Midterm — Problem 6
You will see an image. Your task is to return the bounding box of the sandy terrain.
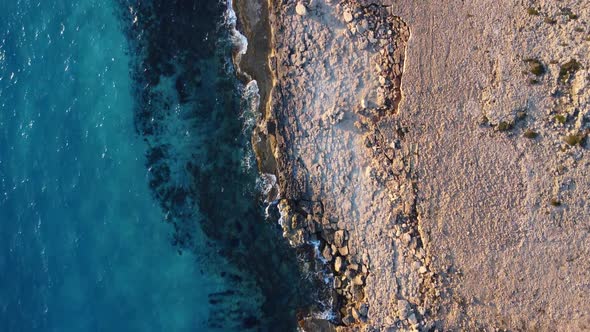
[237,0,589,330]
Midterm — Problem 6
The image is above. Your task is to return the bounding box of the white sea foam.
[257,173,277,198]
[223,0,337,323]
[240,80,260,133]
[224,0,248,56]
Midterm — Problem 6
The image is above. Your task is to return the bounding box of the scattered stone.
[418,266,428,274]
[334,230,346,247]
[397,299,410,320]
[359,303,369,317]
[344,10,354,23]
[401,233,412,245]
[335,256,343,272]
[295,2,307,16]
[342,315,354,326]
[338,246,349,256]
[334,277,342,289]
[353,274,364,285]
[300,318,338,332]
[352,285,365,302]
[408,313,418,325]
[322,245,333,261]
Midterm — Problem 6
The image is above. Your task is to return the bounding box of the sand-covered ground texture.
[235,0,589,330]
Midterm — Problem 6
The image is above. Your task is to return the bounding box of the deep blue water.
[0,0,314,331]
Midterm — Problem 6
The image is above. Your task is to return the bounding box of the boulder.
[359,303,369,317]
[296,3,307,16]
[344,10,354,23]
[334,230,345,247]
[342,315,354,326]
[335,256,343,272]
[338,246,349,256]
[397,299,410,320]
[322,245,333,261]
[353,274,364,285]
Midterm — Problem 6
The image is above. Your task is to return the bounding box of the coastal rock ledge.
[238,0,590,330]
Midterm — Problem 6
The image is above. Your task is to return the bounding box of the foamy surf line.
[224,0,338,326]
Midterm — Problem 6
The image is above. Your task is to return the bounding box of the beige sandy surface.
[238,0,589,330]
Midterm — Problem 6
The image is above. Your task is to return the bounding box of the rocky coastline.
[234,0,590,331]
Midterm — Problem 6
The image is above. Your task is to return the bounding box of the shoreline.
[233,0,279,189]
[231,0,338,327]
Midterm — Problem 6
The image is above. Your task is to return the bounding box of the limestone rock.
[334,230,345,247]
[295,2,307,16]
[338,246,349,256]
[343,10,353,23]
[359,303,369,317]
[322,244,333,261]
[353,274,364,285]
[397,299,410,320]
[342,314,354,326]
[335,256,343,272]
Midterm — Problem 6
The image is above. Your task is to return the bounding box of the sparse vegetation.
[479,115,489,126]
[544,17,557,24]
[559,59,581,82]
[527,7,540,16]
[497,121,513,132]
[554,114,567,124]
[523,129,538,139]
[525,59,545,76]
[561,7,579,20]
[563,133,583,146]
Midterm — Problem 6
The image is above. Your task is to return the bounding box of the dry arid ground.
[237,0,589,330]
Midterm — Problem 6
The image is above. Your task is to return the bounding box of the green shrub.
[563,133,583,146]
[525,59,546,76]
[523,129,539,139]
[554,114,567,124]
[559,59,581,82]
[527,7,540,16]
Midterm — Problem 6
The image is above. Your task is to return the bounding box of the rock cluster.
[295,2,307,16]
[362,126,441,330]
[277,199,371,327]
[265,0,440,329]
[344,2,442,329]
[340,2,410,123]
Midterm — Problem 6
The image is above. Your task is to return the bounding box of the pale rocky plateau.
[234,0,589,330]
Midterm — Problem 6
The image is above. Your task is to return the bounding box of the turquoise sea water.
[0,0,314,331]
[0,1,224,330]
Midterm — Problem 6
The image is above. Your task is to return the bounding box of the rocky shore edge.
[232,0,338,327]
[231,0,442,330]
